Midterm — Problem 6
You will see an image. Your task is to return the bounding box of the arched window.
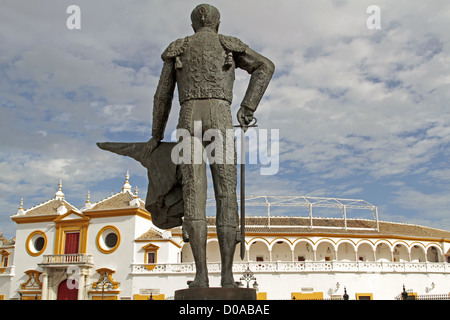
[293,240,314,262]
[181,243,194,263]
[337,241,356,261]
[271,240,292,261]
[0,250,10,268]
[393,243,409,262]
[356,242,375,261]
[426,246,441,262]
[316,241,336,261]
[206,240,220,262]
[410,244,426,262]
[248,240,270,262]
[375,242,392,262]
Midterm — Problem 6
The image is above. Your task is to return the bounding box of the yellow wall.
[356,293,373,300]
[291,292,323,300]
[92,296,118,300]
[257,292,267,300]
[133,294,165,300]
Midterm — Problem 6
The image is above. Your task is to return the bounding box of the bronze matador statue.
[144,4,274,288]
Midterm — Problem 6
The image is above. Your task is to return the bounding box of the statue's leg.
[211,163,239,288]
[179,101,209,288]
[208,100,240,288]
[183,220,208,288]
[181,159,209,287]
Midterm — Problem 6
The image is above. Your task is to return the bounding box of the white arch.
[356,239,375,251]
[392,242,410,262]
[269,238,294,251]
[180,243,194,263]
[293,239,315,261]
[410,243,427,262]
[271,239,293,262]
[375,240,393,262]
[206,239,220,262]
[336,240,357,261]
[293,238,315,248]
[314,238,337,252]
[248,238,271,262]
[374,240,393,251]
[356,241,375,261]
[315,239,336,261]
[248,237,270,247]
[425,243,443,255]
[426,244,442,262]
[336,239,357,248]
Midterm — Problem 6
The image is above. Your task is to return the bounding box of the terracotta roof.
[170,216,450,240]
[136,229,164,240]
[16,198,79,217]
[88,191,146,211]
[0,233,15,246]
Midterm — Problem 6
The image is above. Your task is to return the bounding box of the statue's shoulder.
[161,37,188,61]
[219,34,248,53]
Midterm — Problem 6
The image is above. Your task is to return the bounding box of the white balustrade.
[41,254,93,265]
[131,261,449,274]
[0,266,15,276]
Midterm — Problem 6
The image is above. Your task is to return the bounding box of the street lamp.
[343,287,349,300]
[400,284,416,300]
[240,266,258,289]
[95,272,114,300]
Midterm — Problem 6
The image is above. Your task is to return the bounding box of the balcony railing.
[40,254,93,266]
[0,266,15,276]
[131,261,450,275]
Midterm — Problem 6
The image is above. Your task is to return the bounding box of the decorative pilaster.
[41,272,48,300]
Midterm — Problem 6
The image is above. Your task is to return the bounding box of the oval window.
[26,231,47,256]
[34,237,45,251]
[96,226,120,254]
[105,232,118,248]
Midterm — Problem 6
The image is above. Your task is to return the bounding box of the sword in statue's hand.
[234,116,258,260]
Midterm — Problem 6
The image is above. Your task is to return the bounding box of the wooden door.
[57,280,78,300]
[64,232,80,254]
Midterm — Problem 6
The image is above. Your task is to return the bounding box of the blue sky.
[1,0,450,238]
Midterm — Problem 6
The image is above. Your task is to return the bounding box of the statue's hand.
[237,106,254,131]
[143,137,160,158]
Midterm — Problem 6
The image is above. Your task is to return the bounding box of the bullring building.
[1,173,449,300]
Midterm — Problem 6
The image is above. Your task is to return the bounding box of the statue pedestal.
[175,287,257,300]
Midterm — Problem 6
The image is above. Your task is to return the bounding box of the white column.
[41,272,48,300]
[77,271,85,300]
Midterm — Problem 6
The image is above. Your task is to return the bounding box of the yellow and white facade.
[1,173,449,300]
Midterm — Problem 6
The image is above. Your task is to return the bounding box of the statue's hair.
[191,4,220,31]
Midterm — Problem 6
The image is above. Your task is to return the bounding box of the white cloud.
[390,186,450,231]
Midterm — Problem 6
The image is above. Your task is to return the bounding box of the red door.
[57,280,78,300]
[64,232,80,254]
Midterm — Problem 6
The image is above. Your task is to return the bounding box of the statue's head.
[191,4,220,33]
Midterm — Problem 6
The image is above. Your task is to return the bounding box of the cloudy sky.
[1,0,449,238]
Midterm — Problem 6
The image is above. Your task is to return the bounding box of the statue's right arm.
[151,60,176,142]
[144,60,176,158]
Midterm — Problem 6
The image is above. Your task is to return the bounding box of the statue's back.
[175,31,236,105]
